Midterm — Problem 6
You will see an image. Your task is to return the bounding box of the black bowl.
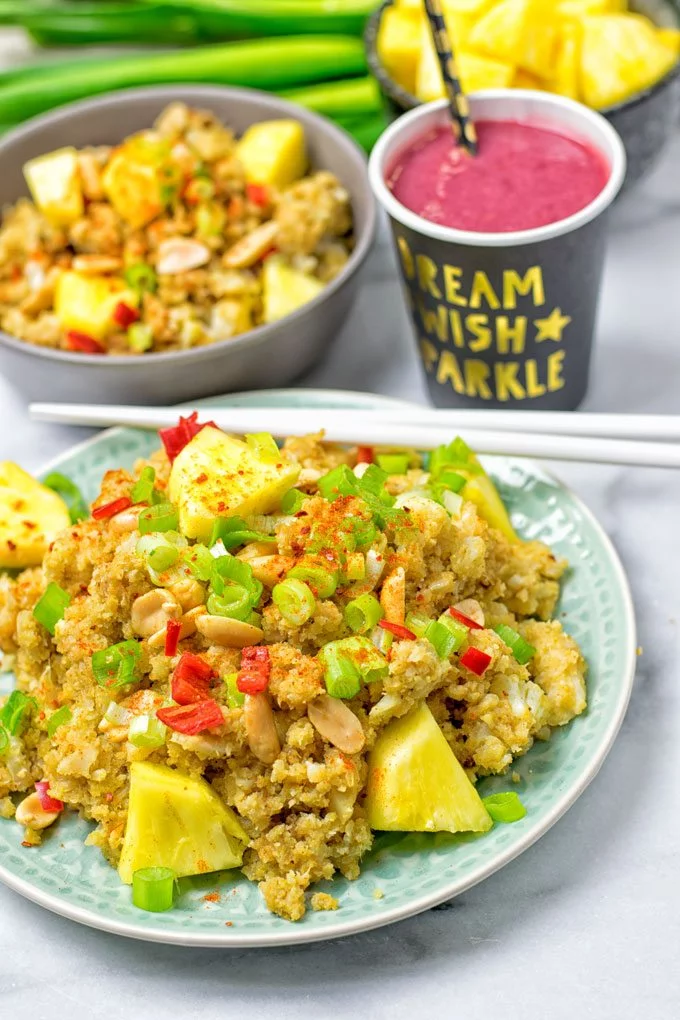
[365,0,680,190]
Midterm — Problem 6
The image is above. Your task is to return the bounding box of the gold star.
[534,307,571,343]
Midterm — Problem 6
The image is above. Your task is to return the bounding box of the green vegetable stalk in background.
[0,0,379,46]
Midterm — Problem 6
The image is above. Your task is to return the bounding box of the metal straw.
[423,0,478,156]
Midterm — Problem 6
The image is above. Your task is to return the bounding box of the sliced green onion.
[376,454,409,474]
[0,690,37,736]
[429,437,479,477]
[224,673,245,709]
[209,516,276,551]
[91,640,141,689]
[437,612,468,653]
[405,612,430,639]
[131,466,156,505]
[494,624,537,665]
[442,490,463,517]
[317,465,358,502]
[125,262,157,295]
[212,556,262,602]
[103,701,131,726]
[424,619,458,660]
[33,582,71,635]
[344,593,383,635]
[371,623,393,655]
[320,636,388,688]
[343,552,366,582]
[280,488,306,515]
[183,543,215,581]
[438,470,467,493]
[132,867,175,912]
[47,706,72,738]
[42,471,87,523]
[128,322,154,353]
[137,533,185,574]
[482,791,527,823]
[272,578,316,627]
[128,713,166,749]
[0,726,8,757]
[321,643,362,699]
[138,502,178,535]
[245,432,280,463]
[207,586,252,622]
[288,562,338,598]
[349,518,376,549]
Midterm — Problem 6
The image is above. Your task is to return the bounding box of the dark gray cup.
[369,92,626,411]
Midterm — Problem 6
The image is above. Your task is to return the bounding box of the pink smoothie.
[386,119,610,234]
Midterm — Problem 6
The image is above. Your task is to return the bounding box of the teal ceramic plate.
[0,389,636,947]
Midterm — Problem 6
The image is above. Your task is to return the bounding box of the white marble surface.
[1,85,680,1018]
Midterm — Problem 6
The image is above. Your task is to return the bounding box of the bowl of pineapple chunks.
[0,86,376,404]
[367,0,680,188]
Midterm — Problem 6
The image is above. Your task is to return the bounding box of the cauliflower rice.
[0,432,586,921]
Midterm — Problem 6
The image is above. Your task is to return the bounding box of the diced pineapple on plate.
[262,254,325,325]
[168,425,300,542]
[658,27,680,55]
[23,147,84,228]
[579,12,678,108]
[54,271,139,340]
[365,703,492,833]
[550,19,582,99]
[118,763,248,884]
[0,462,71,568]
[236,119,307,190]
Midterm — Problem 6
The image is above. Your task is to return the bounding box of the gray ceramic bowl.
[365,0,680,191]
[0,85,377,404]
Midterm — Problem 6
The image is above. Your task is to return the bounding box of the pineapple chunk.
[0,463,70,568]
[377,5,423,94]
[580,13,678,108]
[513,69,546,89]
[168,426,300,542]
[236,120,307,190]
[23,147,84,227]
[118,762,248,884]
[520,19,560,77]
[468,0,534,64]
[551,19,582,99]
[658,27,680,55]
[102,137,169,229]
[365,703,492,833]
[558,0,625,13]
[262,255,325,324]
[54,271,139,340]
[416,22,515,102]
[462,474,518,542]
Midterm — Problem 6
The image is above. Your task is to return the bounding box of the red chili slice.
[172,675,211,706]
[246,183,269,206]
[164,619,182,658]
[156,699,224,734]
[378,620,416,641]
[237,645,270,693]
[448,607,484,630]
[459,646,492,676]
[158,411,219,462]
[92,496,133,520]
[65,330,105,354]
[356,446,374,464]
[174,651,214,684]
[112,301,140,329]
[35,781,64,813]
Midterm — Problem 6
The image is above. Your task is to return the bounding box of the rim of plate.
[0,388,637,948]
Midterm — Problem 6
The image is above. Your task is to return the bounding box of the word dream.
[398,237,571,403]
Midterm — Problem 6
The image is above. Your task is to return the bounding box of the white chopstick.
[29,402,680,468]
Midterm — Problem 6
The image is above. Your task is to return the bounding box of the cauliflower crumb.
[311,892,339,912]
